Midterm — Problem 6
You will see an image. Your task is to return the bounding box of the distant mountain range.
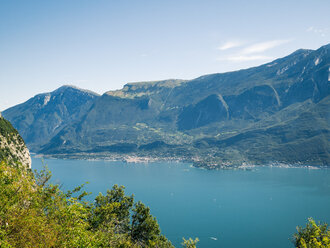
[3,44,330,168]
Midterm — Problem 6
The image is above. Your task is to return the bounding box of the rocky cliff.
[0,115,31,168]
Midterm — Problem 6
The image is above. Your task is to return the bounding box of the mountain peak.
[54,85,100,96]
[319,43,330,49]
[3,84,100,151]
[290,48,313,56]
[316,43,330,53]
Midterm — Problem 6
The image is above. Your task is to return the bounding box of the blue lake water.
[32,157,330,248]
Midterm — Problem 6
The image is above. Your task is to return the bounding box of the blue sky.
[1,0,329,110]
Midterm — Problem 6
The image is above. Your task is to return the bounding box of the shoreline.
[31,153,328,170]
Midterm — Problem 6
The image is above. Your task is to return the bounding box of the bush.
[294,218,330,248]
[0,161,175,247]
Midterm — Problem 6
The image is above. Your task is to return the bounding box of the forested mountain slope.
[4,44,330,168]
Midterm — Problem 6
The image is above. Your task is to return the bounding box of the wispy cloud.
[306,26,328,37]
[217,41,243,50]
[217,55,272,62]
[216,39,291,63]
[242,40,291,54]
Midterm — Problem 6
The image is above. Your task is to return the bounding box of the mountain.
[0,114,31,168]
[4,44,330,168]
[3,85,100,151]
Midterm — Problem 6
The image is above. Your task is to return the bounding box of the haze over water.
[32,158,330,248]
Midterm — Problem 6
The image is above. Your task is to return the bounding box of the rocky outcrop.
[0,116,31,168]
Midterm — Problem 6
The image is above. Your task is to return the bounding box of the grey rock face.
[0,117,31,168]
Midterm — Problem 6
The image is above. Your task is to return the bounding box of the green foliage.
[91,185,134,233]
[0,161,175,247]
[294,218,330,248]
[182,237,199,248]
[131,202,161,245]
[0,117,19,138]
[0,117,26,166]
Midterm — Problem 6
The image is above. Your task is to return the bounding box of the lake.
[32,157,330,248]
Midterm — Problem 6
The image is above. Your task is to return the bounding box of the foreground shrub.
[0,161,174,247]
[294,218,330,248]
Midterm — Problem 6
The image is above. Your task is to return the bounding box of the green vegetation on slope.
[0,161,175,247]
[0,117,19,137]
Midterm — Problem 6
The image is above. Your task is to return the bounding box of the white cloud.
[307,26,328,37]
[217,41,243,50]
[242,40,291,54]
[216,38,291,63]
[217,55,272,62]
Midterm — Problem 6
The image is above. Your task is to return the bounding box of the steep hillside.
[3,85,100,151]
[0,114,31,168]
[5,44,330,168]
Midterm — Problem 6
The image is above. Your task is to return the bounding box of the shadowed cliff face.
[178,94,229,130]
[4,44,330,167]
[0,116,31,168]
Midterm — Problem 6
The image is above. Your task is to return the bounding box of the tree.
[131,201,161,243]
[0,160,178,247]
[131,201,173,247]
[294,218,330,248]
[182,237,199,248]
[91,185,134,233]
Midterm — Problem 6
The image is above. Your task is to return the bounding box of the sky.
[0,0,329,110]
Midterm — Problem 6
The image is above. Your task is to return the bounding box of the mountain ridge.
[3,86,100,151]
[3,44,330,168]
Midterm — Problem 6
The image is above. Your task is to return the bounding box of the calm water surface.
[32,157,330,248]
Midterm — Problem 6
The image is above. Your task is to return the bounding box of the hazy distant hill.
[4,44,330,168]
[3,86,99,151]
